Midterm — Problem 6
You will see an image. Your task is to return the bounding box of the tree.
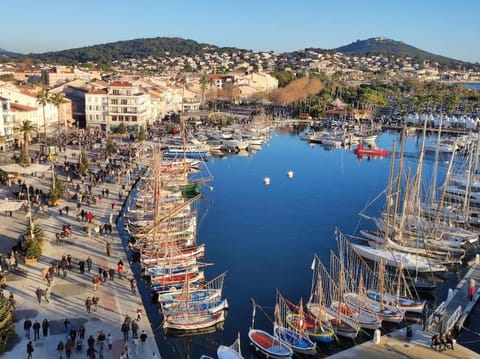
[48,175,65,206]
[116,122,127,135]
[50,92,67,136]
[105,136,115,156]
[37,89,51,142]
[24,220,45,259]
[79,150,89,176]
[14,121,38,166]
[0,295,15,353]
[137,127,147,142]
[199,76,209,108]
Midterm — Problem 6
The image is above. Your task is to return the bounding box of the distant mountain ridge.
[0,36,470,66]
[333,37,464,64]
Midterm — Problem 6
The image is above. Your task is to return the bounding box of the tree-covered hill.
[333,37,465,66]
[24,37,243,65]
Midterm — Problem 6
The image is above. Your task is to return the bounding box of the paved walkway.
[0,143,161,358]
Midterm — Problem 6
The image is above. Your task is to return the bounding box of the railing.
[447,305,462,332]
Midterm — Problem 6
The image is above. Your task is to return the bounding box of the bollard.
[373,329,381,344]
[476,254,480,265]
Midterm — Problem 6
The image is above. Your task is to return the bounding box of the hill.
[333,37,464,66]
[0,48,21,58]
[24,37,242,65]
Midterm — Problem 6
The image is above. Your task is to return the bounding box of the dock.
[329,260,480,358]
[426,261,480,334]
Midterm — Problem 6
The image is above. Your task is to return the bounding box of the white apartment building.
[85,81,150,132]
[0,96,14,150]
[0,83,58,137]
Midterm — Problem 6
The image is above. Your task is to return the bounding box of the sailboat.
[273,292,317,355]
[248,299,293,359]
[217,332,244,359]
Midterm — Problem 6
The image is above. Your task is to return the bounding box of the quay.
[382,124,476,135]
[0,142,161,358]
[329,260,480,358]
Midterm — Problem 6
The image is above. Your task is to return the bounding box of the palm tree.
[14,120,38,166]
[199,76,208,109]
[50,92,67,135]
[37,89,50,142]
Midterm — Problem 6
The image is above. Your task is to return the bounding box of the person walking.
[42,318,49,337]
[107,333,113,351]
[85,296,92,313]
[26,341,34,359]
[44,288,50,303]
[117,259,124,279]
[106,241,111,257]
[139,330,147,351]
[130,278,137,295]
[131,320,139,338]
[24,318,32,339]
[33,320,40,341]
[57,340,64,359]
[35,287,44,304]
[79,260,85,274]
[79,325,86,340]
[92,294,100,312]
[121,321,129,341]
[136,305,143,321]
[109,267,115,281]
[65,337,73,359]
[86,256,92,272]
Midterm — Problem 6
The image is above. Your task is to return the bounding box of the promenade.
[0,141,161,359]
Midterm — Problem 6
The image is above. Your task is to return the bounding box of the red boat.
[353,142,389,157]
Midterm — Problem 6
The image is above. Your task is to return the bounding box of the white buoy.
[287,170,294,178]
[263,177,270,185]
[373,329,381,344]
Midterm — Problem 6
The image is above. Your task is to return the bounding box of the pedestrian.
[44,271,51,287]
[109,267,115,281]
[111,201,116,210]
[57,340,64,359]
[84,297,93,315]
[121,321,129,341]
[92,275,98,291]
[44,288,50,303]
[470,282,476,301]
[86,346,97,359]
[24,318,32,339]
[102,268,108,283]
[65,338,73,359]
[35,287,44,304]
[79,325,86,340]
[86,256,92,272]
[79,260,85,274]
[42,318,49,337]
[136,305,143,321]
[107,333,113,351]
[106,188,109,198]
[131,320,139,338]
[130,277,137,295]
[65,206,70,216]
[106,241,111,256]
[87,335,95,349]
[92,294,99,311]
[66,254,72,269]
[8,291,15,309]
[64,319,72,337]
[70,327,77,343]
[27,341,34,359]
[117,260,124,279]
[140,330,147,351]
[33,320,40,340]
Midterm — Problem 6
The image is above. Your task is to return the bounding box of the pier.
[329,260,480,358]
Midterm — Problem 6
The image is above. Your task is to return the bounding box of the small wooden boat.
[353,142,389,157]
[249,300,292,359]
[217,332,244,359]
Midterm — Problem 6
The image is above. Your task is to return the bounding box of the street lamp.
[48,152,55,190]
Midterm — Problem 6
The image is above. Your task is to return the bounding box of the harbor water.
[128,128,480,358]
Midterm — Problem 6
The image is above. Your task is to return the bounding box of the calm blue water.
[130,129,480,358]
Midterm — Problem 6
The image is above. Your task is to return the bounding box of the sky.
[1,0,479,63]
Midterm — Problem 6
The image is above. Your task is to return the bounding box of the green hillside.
[334,37,465,66]
[26,37,242,65]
